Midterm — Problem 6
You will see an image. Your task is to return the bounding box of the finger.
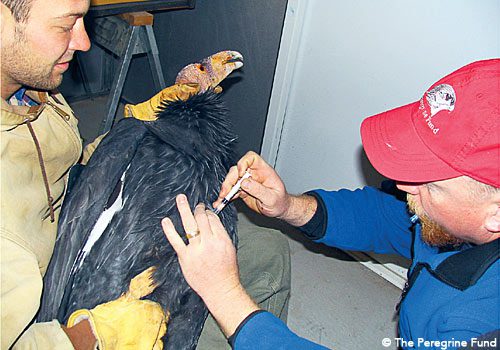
[162,218,187,255]
[236,151,260,177]
[206,210,228,238]
[213,166,240,207]
[238,191,249,200]
[176,194,199,237]
[194,203,212,237]
[240,178,271,204]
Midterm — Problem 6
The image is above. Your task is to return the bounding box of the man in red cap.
[161,59,499,349]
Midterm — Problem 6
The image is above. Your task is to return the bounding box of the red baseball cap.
[361,59,500,188]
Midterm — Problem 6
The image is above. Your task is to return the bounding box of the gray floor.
[71,96,402,349]
[238,206,401,350]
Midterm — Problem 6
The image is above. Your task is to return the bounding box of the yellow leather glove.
[124,83,201,121]
[67,267,168,350]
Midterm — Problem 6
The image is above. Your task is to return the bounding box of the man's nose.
[70,17,91,52]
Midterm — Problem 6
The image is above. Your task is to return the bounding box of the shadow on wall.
[357,145,388,187]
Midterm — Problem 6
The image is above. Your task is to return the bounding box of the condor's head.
[175,50,243,93]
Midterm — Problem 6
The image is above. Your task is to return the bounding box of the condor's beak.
[224,51,244,69]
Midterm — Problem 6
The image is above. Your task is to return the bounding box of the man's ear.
[395,182,422,195]
[1,3,7,33]
[484,198,500,233]
[1,3,14,35]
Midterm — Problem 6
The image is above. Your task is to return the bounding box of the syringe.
[213,170,252,215]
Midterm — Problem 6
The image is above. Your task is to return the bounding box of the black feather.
[38,91,238,350]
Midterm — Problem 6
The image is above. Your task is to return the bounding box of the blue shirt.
[9,88,38,106]
[231,185,499,349]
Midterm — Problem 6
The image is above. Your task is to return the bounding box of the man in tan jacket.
[0,0,290,349]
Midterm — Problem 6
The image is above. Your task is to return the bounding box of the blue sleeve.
[312,185,413,259]
[231,311,331,350]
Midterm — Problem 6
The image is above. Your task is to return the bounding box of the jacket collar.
[431,238,499,290]
[1,89,64,129]
[397,236,498,312]
[411,223,499,291]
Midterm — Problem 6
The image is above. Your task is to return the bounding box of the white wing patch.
[77,167,128,268]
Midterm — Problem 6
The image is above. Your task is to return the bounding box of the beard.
[2,25,64,92]
[407,194,463,247]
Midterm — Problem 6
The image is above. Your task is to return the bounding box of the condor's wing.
[37,119,147,322]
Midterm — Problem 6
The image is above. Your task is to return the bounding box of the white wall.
[266,0,499,193]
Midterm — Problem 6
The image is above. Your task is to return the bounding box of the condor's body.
[38,91,238,349]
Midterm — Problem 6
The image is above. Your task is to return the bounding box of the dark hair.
[2,0,33,22]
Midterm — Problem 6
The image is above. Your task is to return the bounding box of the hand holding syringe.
[212,151,295,221]
[213,170,251,215]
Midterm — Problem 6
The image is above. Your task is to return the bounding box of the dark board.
[123,0,288,157]
[88,0,195,17]
[61,0,288,157]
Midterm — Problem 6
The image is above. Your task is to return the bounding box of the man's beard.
[407,194,463,247]
[2,25,63,92]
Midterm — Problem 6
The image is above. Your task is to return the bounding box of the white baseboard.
[346,251,409,290]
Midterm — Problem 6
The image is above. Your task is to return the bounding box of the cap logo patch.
[426,84,456,117]
[417,84,456,135]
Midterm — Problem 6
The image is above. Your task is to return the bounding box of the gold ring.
[186,230,200,240]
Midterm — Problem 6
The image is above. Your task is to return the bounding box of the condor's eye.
[198,65,205,72]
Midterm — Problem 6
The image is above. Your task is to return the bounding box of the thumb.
[162,218,187,256]
[241,178,273,205]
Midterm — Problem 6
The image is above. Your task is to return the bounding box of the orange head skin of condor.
[175,50,244,93]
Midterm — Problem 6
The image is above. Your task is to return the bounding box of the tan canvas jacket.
[1,90,83,349]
